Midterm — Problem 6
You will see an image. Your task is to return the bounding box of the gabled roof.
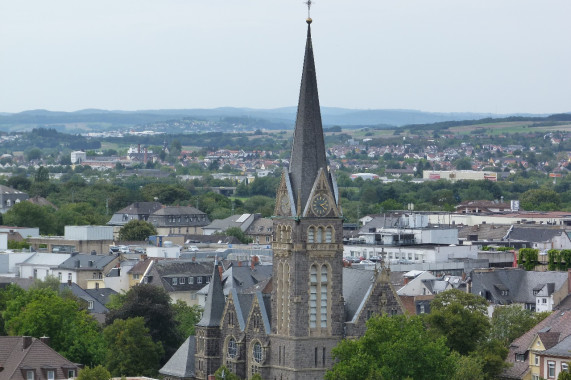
[116,201,163,215]
[159,335,196,378]
[197,263,225,327]
[18,252,71,267]
[149,260,213,292]
[342,268,375,322]
[457,224,511,241]
[0,185,27,195]
[542,333,571,357]
[508,226,567,243]
[58,253,118,271]
[59,283,115,314]
[0,336,81,379]
[471,269,568,305]
[203,213,256,232]
[221,265,273,295]
[504,309,571,378]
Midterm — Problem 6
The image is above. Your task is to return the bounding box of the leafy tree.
[35,166,50,182]
[520,188,560,211]
[471,338,509,380]
[427,289,490,355]
[6,175,32,191]
[213,366,242,380]
[325,314,458,380]
[77,365,112,380]
[26,148,42,161]
[172,300,203,337]
[490,305,550,346]
[118,219,157,241]
[3,287,105,365]
[2,201,57,235]
[103,317,163,377]
[243,195,275,217]
[222,227,253,244]
[559,368,571,380]
[451,355,484,380]
[454,157,473,170]
[518,248,539,271]
[105,284,181,365]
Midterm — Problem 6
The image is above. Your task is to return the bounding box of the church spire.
[197,262,225,327]
[288,18,330,212]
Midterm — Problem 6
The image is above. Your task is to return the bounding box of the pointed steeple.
[197,262,225,327]
[288,19,331,211]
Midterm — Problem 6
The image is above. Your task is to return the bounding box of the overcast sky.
[1,0,570,114]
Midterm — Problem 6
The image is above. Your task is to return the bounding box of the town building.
[149,206,210,236]
[0,185,29,213]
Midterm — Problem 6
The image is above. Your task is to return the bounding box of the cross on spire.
[305,0,313,19]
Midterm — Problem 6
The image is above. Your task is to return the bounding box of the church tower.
[270,16,344,380]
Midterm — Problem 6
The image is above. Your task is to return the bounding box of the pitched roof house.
[0,336,82,379]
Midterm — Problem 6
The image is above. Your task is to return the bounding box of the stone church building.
[160,17,403,380]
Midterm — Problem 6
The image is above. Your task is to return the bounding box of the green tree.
[222,227,253,244]
[213,366,242,380]
[3,287,105,365]
[118,219,157,241]
[520,188,561,211]
[26,148,42,161]
[77,365,111,380]
[2,201,57,235]
[559,367,571,380]
[427,289,490,355]
[518,248,539,271]
[6,175,32,191]
[105,284,182,365]
[451,355,484,380]
[454,157,473,170]
[172,300,203,337]
[103,317,163,377]
[35,166,50,182]
[325,314,458,380]
[490,305,550,346]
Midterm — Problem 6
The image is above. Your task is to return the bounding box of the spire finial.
[305,0,313,23]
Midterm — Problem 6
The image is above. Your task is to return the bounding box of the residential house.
[0,185,29,213]
[455,200,511,214]
[534,334,571,379]
[503,308,571,379]
[144,259,213,305]
[149,206,210,236]
[17,253,71,281]
[507,227,571,251]
[0,336,82,379]
[244,218,273,245]
[107,201,163,238]
[59,282,117,323]
[471,268,570,314]
[57,252,120,289]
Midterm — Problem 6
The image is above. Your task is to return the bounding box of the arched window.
[308,227,315,243]
[316,227,323,243]
[253,342,263,363]
[228,337,237,358]
[309,265,318,328]
[320,265,329,328]
[325,227,333,243]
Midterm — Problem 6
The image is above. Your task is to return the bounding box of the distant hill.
[0,107,555,133]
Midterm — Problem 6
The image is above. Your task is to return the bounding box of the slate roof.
[542,333,571,357]
[146,260,213,293]
[471,269,568,305]
[245,218,273,235]
[508,226,567,243]
[0,336,81,379]
[457,224,511,241]
[107,201,163,225]
[197,263,225,327]
[0,185,27,195]
[342,268,375,322]
[203,214,255,232]
[59,283,115,314]
[19,252,71,267]
[504,309,571,379]
[152,206,205,217]
[159,335,196,378]
[221,265,273,295]
[58,253,118,271]
[288,21,332,210]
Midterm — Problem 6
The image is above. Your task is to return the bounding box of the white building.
[70,151,87,164]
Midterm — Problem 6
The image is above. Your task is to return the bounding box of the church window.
[316,227,323,243]
[253,342,263,363]
[310,265,318,328]
[325,227,333,243]
[320,265,329,328]
[323,347,326,367]
[308,227,315,243]
[228,337,237,358]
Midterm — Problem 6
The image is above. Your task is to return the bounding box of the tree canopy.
[118,219,157,241]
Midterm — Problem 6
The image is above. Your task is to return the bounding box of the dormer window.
[516,353,525,362]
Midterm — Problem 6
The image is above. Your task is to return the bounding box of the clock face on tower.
[311,194,330,217]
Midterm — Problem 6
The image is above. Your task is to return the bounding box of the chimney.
[138,144,141,154]
[22,336,32,350]
[91,250,97,255]
[144,147,148,163]
[40,336,50,347]
[568,269,571,294]
[218,264,223,280]
[67,279,72,286]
